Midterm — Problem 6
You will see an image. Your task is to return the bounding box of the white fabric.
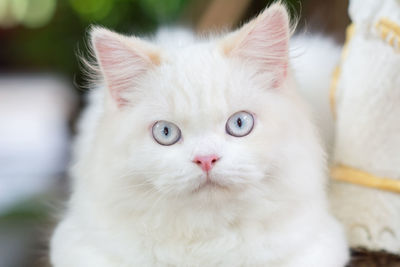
[330,0,400,254]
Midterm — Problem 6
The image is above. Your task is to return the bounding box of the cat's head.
[78,4,323,210]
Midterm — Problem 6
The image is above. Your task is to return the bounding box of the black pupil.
[237,117,242,128]
[163,126,169,136]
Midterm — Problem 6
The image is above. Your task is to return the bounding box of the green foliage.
[0,198,49,224]
[139,0,188,22]
[69,0,114,21]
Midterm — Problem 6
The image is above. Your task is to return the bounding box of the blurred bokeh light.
[0,0,57,28]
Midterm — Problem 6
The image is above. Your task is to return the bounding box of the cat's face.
[109,51,294,197]
[85,5,320,206]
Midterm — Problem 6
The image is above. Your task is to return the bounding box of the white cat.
[50,4,348,267]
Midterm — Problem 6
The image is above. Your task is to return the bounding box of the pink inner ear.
[233,6,289,88]
[93,32,151,107]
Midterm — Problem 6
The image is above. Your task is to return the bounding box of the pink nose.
[193,154,220,172]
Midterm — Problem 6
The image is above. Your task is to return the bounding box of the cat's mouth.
[193,174,229,193]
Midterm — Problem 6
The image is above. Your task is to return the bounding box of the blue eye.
[226,111,254,137]
[152,121,181,146]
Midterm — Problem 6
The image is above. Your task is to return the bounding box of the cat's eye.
[226,111,254,137]
[152,121,181,146]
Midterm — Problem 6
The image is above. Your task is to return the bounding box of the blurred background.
[0,0,349,266]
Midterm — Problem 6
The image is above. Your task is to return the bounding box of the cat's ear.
[90,27,161,107]
[220,4,290,88]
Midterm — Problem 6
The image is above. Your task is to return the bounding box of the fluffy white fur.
[51,4,348,267]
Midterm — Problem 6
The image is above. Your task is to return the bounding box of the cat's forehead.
[166,43,226,81]
[142,45,256,123]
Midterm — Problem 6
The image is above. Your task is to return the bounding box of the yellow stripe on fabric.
[376,18,400,52]
[331,164,400,194]
[329,24,356,118]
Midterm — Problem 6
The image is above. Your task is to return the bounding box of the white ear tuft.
[91,27,160,107]
[221,4,291,88]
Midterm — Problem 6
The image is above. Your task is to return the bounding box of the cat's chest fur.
[57,203,320,267]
